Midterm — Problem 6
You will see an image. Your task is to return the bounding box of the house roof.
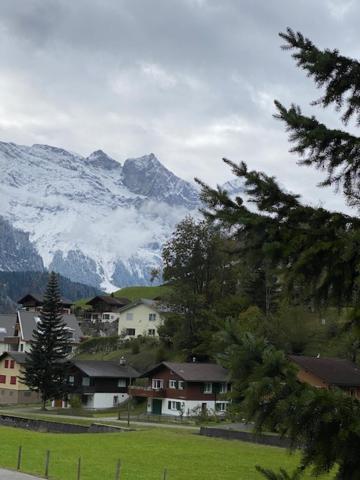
[0,314,17,341]
[71,360,139,378]
[142,361,229,382]
[17,293,73,307]
[289,355,360,387]
[0,352,27,365]
[17,311,83,343]
[118,298,168,314]
[86,295,130,307]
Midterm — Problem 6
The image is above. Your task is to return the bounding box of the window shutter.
[168,401,171,410]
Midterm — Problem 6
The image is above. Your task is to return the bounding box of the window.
[219,383,227,393]
[0,375,5,384]
[103,313,110,320]
[148,329,156,336]
[68,376,75,384]
[203,382,212,394]
[152,379,164,390]
[113,396,119,406]
[10,360,15,369]
[126,313,133,321]
[20,344,24,352]
[117,379,126,388]
[215,402,227,412]
[10,376,16,385]
[149,313,156,321]
[4,360,9,368]
[125,328,136,336]
[82,377,90,387]
[168,401,181,411]
[169,379,177,389]
[178,381,184,390]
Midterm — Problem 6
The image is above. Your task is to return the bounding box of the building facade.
[0,352,40,404]
[65,360,139,409]
[117,299,164,338]
[130,361,230,416]
[84,295,130,323]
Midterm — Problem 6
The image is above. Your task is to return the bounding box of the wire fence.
[15,445,170,479]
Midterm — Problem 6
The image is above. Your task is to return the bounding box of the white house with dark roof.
[117,299,165,338]
[0,314,18,354]
[64,360,140,409]
[16,310,83,353]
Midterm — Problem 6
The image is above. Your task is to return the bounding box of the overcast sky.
[0,0,358,212]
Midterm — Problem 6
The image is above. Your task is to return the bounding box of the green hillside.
[114,285,171,302]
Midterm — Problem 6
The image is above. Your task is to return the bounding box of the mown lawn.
[0,426,331,480]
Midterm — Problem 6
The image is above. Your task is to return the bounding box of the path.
[0,469,41,479]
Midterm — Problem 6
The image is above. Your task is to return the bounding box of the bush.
[69,395,82,410]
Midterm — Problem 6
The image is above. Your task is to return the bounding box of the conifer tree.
[22,272,72,410]
[198,28,360,478]
[197,27,360,311]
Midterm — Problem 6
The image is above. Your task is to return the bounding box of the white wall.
[82,392,129,409]
[118,304,163,338]
[147,397,229,417]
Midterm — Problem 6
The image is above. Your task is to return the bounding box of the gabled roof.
[142,361,229,382]
[0,314,17,341]
[17,311,83,343]
[71,360,139,378]
[289,355,360,387]
[17,293,73,307]
[118,298,167,314]
[86,295,130,307]
[0,352,27,365]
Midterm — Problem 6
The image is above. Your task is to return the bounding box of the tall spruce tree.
[197,28,360,478]
[22,272,72,410]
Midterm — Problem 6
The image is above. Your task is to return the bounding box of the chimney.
[119,356,126,366]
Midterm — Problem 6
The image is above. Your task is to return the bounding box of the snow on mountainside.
[0,141,200,290]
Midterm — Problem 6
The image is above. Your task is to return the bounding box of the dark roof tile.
[289,355,360,387]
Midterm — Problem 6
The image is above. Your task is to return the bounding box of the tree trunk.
[41,398,47,411]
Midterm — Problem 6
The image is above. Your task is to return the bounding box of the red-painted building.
[130,361,230,417]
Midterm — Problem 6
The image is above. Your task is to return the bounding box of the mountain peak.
[86,150,121,170]
[122,154,199,208]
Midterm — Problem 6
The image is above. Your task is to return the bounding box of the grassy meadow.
[0,426,331,480]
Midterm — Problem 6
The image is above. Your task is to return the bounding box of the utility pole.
[127,375,132,427]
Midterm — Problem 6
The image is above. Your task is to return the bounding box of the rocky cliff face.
[0,216,44,272]
[0,141,200,290]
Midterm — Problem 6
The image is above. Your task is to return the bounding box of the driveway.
[0,469,42,479]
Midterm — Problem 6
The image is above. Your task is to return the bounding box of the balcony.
[129,386,165,398]
[4,336,20,345]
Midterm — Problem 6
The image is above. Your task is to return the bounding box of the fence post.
[44,450,50,478]
[77,457,81,480]
[17,446,22,471]
[115,459,121,480]
[163,467,168,479]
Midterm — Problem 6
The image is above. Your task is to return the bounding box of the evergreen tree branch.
[274,101,360,204]
[280,28,360,124]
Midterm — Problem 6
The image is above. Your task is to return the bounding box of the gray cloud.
[0,0,358,212]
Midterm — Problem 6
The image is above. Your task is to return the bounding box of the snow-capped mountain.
[0,141,200,290]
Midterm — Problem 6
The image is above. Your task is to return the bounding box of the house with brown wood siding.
[130,361,230,416]
[289,355,360,398]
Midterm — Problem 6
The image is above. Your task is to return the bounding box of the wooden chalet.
[63,360,139,409]
[130,361,230,416]
[289,355,360,398]
[18,293,73,314]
